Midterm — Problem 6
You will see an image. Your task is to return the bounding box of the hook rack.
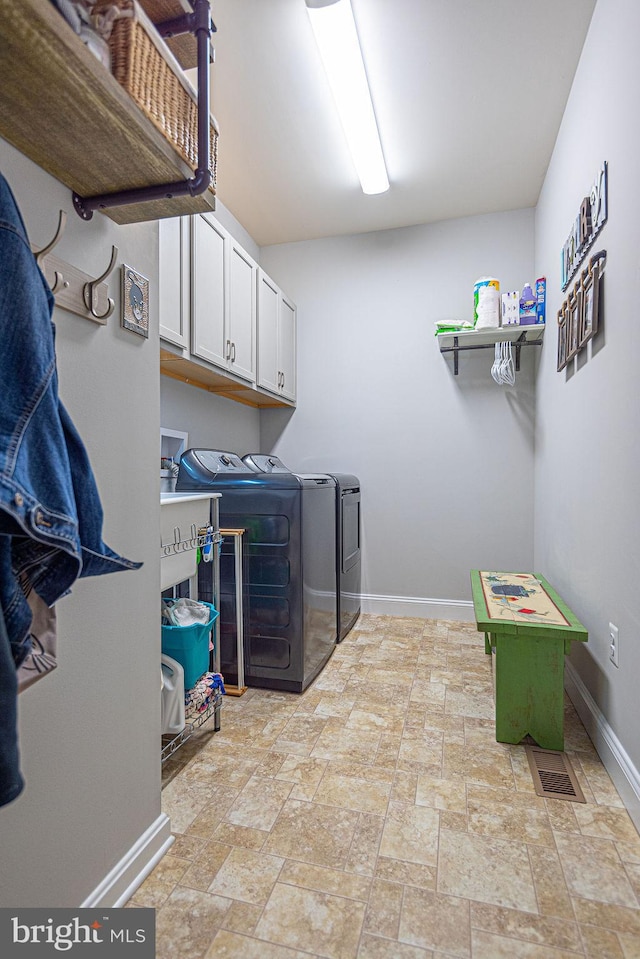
[83,245,118,321]
[160,524,221,558]
[31,213,119,325]
[32,209,67,294]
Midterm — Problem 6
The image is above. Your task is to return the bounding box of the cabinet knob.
[226,339,231,360]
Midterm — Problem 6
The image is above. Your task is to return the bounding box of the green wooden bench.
[470,570,588,751]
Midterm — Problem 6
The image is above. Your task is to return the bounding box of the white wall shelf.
[437,324,545,375]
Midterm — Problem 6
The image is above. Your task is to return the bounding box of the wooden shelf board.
[0,0,215,223]
[160,351,294,409]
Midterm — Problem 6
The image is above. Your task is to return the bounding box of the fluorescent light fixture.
[305,0,389,195]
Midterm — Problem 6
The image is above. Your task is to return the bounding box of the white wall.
[0,141,164,905]
[534,0,640,819]
[261,209,536,617]
[212,197,260,263]
[161,374,260,454]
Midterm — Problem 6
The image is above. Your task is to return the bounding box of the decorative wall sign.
[561,161,607,290]
[557,305,568,372]
[578,259,601,348]
[557,250,605,372]
[121,265,149,338]
[566,288,581,362]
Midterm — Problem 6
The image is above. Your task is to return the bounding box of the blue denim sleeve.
[0,595,24,807]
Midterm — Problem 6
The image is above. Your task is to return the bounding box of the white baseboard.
[360,592,475,622]
[565,660,640,833]
[81,814,174,908]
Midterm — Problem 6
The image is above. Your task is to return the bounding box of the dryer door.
[341,487,361,573]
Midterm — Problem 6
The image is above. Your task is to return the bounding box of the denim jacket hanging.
[0,173,142,806]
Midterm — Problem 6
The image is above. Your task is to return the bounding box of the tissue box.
[501,291,520,326]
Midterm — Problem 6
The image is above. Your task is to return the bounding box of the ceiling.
[201,0,597,247]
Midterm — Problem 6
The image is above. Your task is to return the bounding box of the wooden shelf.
[437,324,545,350]
[160,349,296,409]
[437,324,545,375]
[0,0,216,224]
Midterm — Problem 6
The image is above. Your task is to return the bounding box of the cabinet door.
[158,217,189,349]
[279,294,297,402]
[191,213,227,369]
[257,269,280,395]
[227,241,256,383]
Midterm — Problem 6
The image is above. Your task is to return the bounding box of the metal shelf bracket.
[440,330,544,375]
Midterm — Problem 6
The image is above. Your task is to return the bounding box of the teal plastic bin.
[161,601,219,689]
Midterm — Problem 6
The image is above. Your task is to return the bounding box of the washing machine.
[177,449,337,692]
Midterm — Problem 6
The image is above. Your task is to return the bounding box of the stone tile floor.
[130,616,640,958]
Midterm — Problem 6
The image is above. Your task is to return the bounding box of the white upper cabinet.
[158,216,190,350]
[227,239,257,383]
[256,270,280,395]
[191,213,227,370]
[191,213,256,384]
[158,212,295,407]
[257,269,297,403]
[279,293,297,403]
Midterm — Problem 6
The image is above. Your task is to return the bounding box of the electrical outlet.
[609,623,619,667]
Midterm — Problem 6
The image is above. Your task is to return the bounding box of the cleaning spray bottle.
[519,283,537,325]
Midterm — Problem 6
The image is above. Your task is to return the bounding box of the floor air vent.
[525,745,586,802]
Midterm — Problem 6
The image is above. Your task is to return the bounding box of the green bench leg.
[494,633,565,751]
[484,631,492,655]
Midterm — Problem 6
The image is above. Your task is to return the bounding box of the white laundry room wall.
[160,376,260,455]
[534,0,640,826]
[260,208,536,619]
[0,138,163,905]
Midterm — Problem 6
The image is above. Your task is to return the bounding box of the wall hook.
[83,245,118,321]
[31,210,67,294]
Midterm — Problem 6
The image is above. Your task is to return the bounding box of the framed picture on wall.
[557,304,568,372]
[121,265,150,338]
[579,259,600,347]
[566,288,581,362]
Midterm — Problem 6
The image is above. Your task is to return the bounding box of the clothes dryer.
[177,449,337,692]
[328,474,361,642]
[244,457,361,643]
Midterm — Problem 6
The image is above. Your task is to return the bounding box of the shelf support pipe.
[440,333,543,375]
[73,0,215,221]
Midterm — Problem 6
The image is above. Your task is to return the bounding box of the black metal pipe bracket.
[73,0,215,221]
[441,332,543,375]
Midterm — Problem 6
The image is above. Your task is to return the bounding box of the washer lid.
[188,449,255,473]
[177,449,253,489]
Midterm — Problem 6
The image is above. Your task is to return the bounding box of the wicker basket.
[97,0,218,188]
